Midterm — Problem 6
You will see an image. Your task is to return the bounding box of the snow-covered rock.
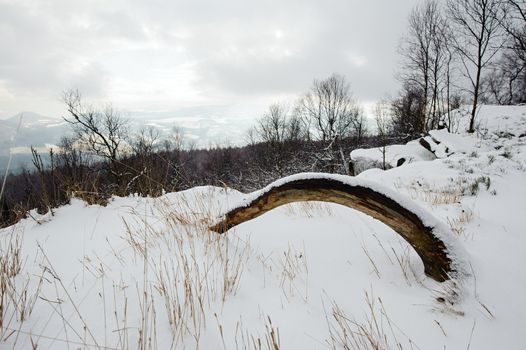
[350,139,436,174]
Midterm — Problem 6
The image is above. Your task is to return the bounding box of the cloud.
[0,0,418,119]
[67,62,110,98]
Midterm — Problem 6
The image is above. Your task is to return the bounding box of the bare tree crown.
[447,0,506,131]
[62,89,129,162]
[298,74,364,141]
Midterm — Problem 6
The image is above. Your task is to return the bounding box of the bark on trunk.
[210,178,455,282]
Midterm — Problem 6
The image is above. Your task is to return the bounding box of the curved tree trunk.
[210,176,458,282]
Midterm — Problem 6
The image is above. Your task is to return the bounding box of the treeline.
[390,0,526,135]
[0,128,397,229]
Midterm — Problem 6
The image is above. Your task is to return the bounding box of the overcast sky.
[0,0,420,121]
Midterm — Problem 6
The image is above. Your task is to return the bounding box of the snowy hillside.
[1,105,526,349]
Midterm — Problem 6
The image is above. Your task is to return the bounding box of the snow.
[1,105,526,349]
[218,172,469,281]
[350,105,526,174]
[350,139,436,173]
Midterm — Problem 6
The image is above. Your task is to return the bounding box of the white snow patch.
[1,105,525,349]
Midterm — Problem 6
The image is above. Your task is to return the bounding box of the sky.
[0,0,420,122]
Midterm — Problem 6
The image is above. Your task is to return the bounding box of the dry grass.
[397,175,492,207]
[120,192,250,348]
[1,230,41,342]
[391,245,421,286]
[404,183,461,206]
[226,314,281,350]
[431,278,465,317]
[325,290,420,350]
[0,231,22,280]
[283,201,334,218]
[367,234,422,287]
[277,244,309,301]
[1,188,251,349]
[2,184,470,349]
[447,209,475,236]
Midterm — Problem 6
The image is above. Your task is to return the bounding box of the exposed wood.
[210,177,454,282]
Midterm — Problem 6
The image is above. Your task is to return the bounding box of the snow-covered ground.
[1,105,525,349]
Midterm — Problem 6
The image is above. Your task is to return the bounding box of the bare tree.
[375,101,393,170]
[297,74,363,141]
[431,12,458,129]
[55,136,88,184]
[399,1,435,130]
[132,126,161,157]
[254,103,308,144]
[502,0,526,62]
[375,101,393,137]
[63,89,128,164]
[352,111,368,141]
[483,50,526,104]
[391,82,427,135]
[481,0,526,105]
[256,103,289,144]
[447,0,505,132]
[295,74,366,174]
[399,0,455,131]
[253,103,306,176]
[245,126,258,147]
[443,33,459,130]
[286,114,306,142]
[163,126,186,152]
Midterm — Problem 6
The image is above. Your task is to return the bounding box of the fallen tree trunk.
[210,173,463,282]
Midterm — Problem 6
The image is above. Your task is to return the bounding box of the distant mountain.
[4,111,60,125]
[0,110,254,175]
[0,112,70,156]
[0,112,71,174]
